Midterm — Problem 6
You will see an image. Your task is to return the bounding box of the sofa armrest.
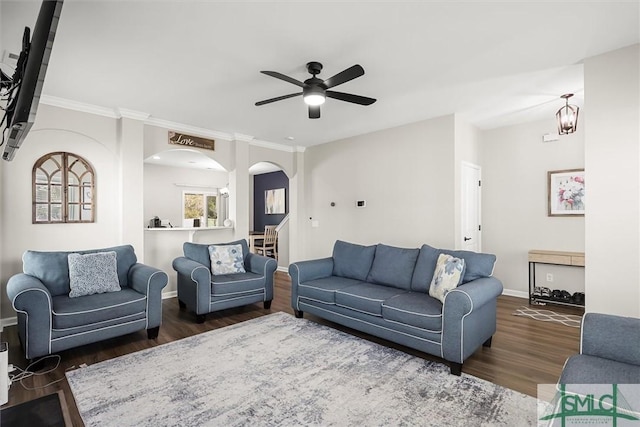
[289,257,334,312]
[441,277,503,363]
[6,273,53,359]
[289,257,334,284]
[245,253,277,302]
[128,264,168,329]
[172,256,212,315]
[128,263,168,296]
[245,252,277,276]
[581,313,640,366]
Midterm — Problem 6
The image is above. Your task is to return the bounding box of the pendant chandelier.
[556,93,579,134]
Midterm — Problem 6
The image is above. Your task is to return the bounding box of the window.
[33,152,95,223]
[183,191,218,227]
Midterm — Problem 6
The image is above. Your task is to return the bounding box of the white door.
[461,162,482,252]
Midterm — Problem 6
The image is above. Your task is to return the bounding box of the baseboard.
[1,317,17,329]
[162,291,177,300]
[501,289,529,300]
[277,266,289,273]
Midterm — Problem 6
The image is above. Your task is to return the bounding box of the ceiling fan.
[255,61,376,119]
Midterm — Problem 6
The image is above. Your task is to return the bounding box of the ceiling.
[1,1,639,151]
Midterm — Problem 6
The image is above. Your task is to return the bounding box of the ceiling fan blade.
[309,105,320,119]
[255,92,302,106]
[326,90,376,106]
[260,71,305,88]
[323,65,365,89]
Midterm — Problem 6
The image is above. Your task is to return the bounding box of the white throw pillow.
[68,251,121,298]
[428,253,466,303]
[208,244,246,275]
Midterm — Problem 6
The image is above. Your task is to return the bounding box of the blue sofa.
[560,313,640,384]
[172,239,277,323]
[290,240,503,375]
[6,245,168,360]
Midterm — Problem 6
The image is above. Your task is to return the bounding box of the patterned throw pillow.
[428,253,466,303]
[208,244,246,275]
[68,251,121,298]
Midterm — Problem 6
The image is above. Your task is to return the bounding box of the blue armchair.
[6,245,168,360]
[560,313,640,384]
[172,239,277,323]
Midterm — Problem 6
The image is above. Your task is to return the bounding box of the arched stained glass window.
[32,152,95,223]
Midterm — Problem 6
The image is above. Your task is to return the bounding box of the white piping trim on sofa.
[441,288,473,362]
[12,287,53,358]
[209,292,265,306]
[298,299,442,347]
[52,312,145,332]
[190,265,211,315]
[212,289,265,298]
[383,317,442,334]
[52,296,146,316]
[51,318,147,342]
[380,303,442,318]
[334,290,387,303]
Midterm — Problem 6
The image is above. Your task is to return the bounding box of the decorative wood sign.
[168,131,215,151]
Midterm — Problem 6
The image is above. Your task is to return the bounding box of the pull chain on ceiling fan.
[255,61,376,119]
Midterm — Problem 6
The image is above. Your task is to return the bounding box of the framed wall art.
[265,188,286,214]
[548,169,585,216]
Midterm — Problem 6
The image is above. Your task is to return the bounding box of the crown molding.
[40,95,119,118]
[145,117,233,141]
[117,108,150,121]
[38,95,299,152]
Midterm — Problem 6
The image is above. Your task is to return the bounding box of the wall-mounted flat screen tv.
[1,0,63,161]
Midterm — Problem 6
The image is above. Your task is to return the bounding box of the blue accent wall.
[254,171,288,232]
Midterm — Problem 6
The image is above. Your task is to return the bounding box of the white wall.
[0,103,298,322]
[143,163,233,294]
[144,164,228,226]
[481,118,585,296]
[303,114,456,259]
[584,44,640,317]
[0,104,123,318]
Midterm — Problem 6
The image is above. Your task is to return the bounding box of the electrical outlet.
[546,273,554,282]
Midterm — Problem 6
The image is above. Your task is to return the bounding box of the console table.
[528,249,585,307]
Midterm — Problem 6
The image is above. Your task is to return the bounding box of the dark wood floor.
[1,272,582,426]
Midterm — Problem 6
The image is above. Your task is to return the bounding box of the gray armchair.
[6,245,168,360]
[172,239,277,323]
[560,313,640,384]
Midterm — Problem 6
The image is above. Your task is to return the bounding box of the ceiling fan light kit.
[556,93,579,134]
[256,61,376,119]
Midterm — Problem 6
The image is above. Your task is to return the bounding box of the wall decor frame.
[265,188,286,214]
[548,169,585,216]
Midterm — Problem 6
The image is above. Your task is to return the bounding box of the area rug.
[513,306,582,328]
[67,312,538,426]
[1,390,71,427]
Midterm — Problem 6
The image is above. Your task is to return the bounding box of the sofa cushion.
[441,249,496,284]
[211,271,265,296]
[184,240,250,271]
[410,244,441,292]
[429,254,466,303]
[335,283,406,317]
[23,245,137,297]
[366,244,419,290]
[332,240,377,281]
[381,292,443,332]
[208,244,246,275]
[52,287,146,330]
[298,277,363,304]
[68,251,121,298]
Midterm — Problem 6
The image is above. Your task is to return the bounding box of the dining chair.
[255,225,278,261]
